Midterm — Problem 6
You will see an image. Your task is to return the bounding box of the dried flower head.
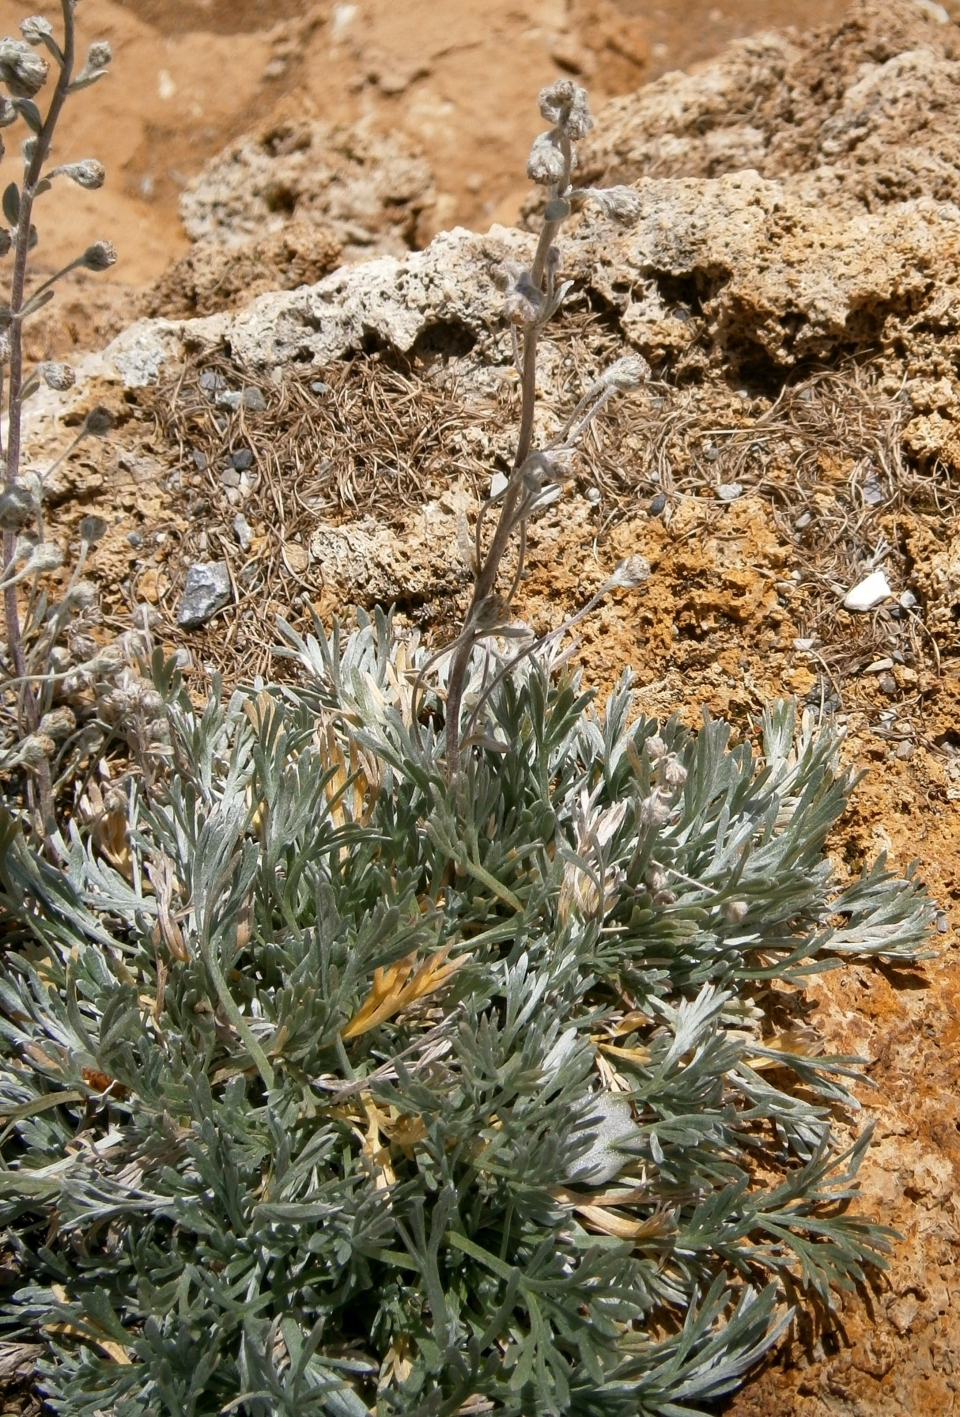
[0,37,47,97]
[526,131,567,188]
[0,96,15,126]
[65,580,98,609]
[538,79,592,140]
[721,899,749,924]
[37,361,75,391]
[81,240,117,271]
[638,792,672,829]
[645,734,667,762]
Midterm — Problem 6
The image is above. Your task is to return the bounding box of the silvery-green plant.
[444,80,648,778]
[0,3,117,838]
[0,622,934,1416]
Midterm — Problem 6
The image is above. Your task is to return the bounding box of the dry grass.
[139,315,958,690]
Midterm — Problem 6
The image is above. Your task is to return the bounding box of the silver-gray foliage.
[0,613,933,1414]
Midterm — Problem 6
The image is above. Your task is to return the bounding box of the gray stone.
[232,513,253,552]
[176,562,231,629]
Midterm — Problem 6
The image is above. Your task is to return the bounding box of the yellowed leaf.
[342,946,464,1039]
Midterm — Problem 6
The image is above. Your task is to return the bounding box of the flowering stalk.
[443,80,646,779]
[0,4,115,838]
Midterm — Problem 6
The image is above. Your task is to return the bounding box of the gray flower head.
[19,16,54,46]
[37,361,75,391]
[538,79,592,140]
[0,96,15,126]
[82,240,117,271]
[501,265,544,327]
[610,554,651,588]
[526,131,566,188]
[0,37,47,97]
[598,355,650,392]
[85,41,112,69]
[56,159,105,190]
[580,184,643,225]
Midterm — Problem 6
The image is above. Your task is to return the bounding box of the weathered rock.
[176,562,231,629]
[181,117,435,259]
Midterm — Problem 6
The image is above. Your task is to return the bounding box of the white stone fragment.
[843,570,892,612]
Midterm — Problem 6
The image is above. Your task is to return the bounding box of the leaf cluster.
[0,614,934,1414]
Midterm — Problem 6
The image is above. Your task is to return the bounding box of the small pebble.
[221,467,241,489]
[861,475,884,506]
[176,561,231,630]
[843,570,892,612]
[899,589,918,609]
[937,912,950,934]
[192,448,207,472]
[216,390,243,412]
[311,380,331,395]
[230,448,255,472]
[126,531,142,548]
[649,492,666,516]
[586,486,601,504]
[878,672,898,695]
[895,740,915,760]
[241,387,267,412]
[717,482,743,501]
[794,509,813,530]
[232,513,253,552]
[198,370,225,392]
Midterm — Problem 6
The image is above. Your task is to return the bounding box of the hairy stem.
[2,0,75,844]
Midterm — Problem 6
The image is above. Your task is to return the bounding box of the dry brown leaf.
[342,946,464,1039]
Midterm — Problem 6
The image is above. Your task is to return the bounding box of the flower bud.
[645,734,667,762]
[538,79,592,140]
[579,185,643,225]
[660,755,688,789]
[19,731,55,765]
[20,16,54,46]
[526,131,566,187]
[81,240,117,271]
[599,354,650,391]
[79,515,107,544]
[611,555,651,588]
[0,38,48,98]
[82,405,115,437]
[638,792,671,828]
[0,484,33,531]
[28,541,63,572]
[39,706,76,741]
[54,159,105,190]
[65,580,97,609]
[37,361,75,391]
[85,41,112,69]
[138,688,164,717]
